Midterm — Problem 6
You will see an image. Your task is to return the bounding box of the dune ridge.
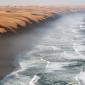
[0,6,55,33]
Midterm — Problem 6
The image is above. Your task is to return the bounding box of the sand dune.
[0,6,55,33]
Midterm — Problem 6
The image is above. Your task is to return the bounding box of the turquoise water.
[1,12,85,85]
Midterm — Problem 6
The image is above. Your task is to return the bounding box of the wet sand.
[0,14,61,79]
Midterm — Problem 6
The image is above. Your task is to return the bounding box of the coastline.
[0,14,61,80]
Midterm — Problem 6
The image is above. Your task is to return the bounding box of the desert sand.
[0,6,55,33]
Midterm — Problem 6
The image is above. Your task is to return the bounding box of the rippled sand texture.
[0,6,55,33]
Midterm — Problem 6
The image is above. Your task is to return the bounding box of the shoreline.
[0,14,61,80]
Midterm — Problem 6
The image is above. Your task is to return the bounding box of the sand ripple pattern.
[0,6,54,33]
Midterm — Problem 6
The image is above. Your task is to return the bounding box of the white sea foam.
[62,51,85,60]
[45,62,69,72]
[40,58,50,68]
[73,43,85,52]
[79,25,85,30]
[74,66,85,85]
[29,75,40,85]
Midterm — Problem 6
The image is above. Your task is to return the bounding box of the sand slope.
[0,6,55,33]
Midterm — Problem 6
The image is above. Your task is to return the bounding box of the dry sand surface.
[0,6,55,33]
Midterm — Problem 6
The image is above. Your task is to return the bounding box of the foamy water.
[1,12,85,85]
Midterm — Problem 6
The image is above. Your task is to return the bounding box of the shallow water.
[1,12,85,85]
